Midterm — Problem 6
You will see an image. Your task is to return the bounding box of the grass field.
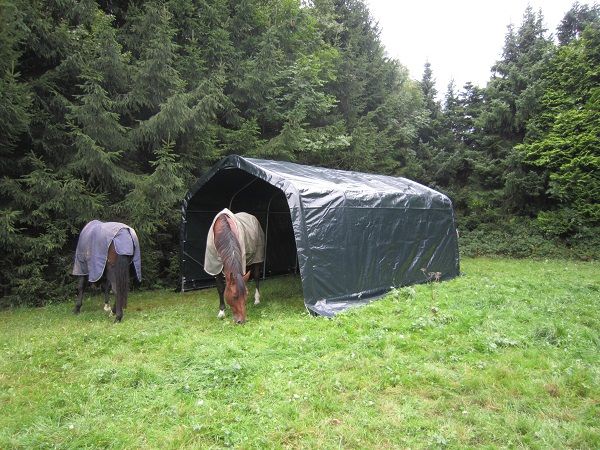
[1,258,599,449]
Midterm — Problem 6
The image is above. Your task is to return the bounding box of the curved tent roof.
[181,155,459,316]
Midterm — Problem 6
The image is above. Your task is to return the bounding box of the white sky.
[365,0,592,96]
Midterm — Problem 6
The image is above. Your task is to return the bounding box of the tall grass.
[1,258,598,448]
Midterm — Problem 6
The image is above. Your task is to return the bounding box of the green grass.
[1,258,599,449]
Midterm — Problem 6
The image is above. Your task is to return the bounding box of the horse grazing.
[204,209,265,324]
[72,220,141,322]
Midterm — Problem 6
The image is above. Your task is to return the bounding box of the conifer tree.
[66,9,133,193]
[420,62,440,125]
[517,21,600,236]
[476,7,554,215]
[416,61,443,178]
[0,1,31,177]
[557,2,600,45]
[1,0,107,304]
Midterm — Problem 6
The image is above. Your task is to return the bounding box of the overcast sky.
[365,0,592,97]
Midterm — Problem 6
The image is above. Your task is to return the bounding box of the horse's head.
[225,270,251,324]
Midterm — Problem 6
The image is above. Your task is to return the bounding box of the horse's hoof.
[103,304,111,312]
[73,308,80,315]
[114,317,122,323]
[217,310,225,319]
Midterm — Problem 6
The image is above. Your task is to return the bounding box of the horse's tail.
[114,254,131,310]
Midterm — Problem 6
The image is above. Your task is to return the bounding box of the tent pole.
[263,193,277,280]
[229,178,258,211]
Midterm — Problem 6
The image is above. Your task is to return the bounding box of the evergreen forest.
[1,0,599,306]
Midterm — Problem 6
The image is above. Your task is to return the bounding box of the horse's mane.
[213,215,245,294]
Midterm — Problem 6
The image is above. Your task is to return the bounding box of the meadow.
[1,258,598,449]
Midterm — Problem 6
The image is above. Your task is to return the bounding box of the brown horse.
[72,220,141,322]
[205,209,264,324]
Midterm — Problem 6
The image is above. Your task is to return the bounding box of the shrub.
[458,217,600,260]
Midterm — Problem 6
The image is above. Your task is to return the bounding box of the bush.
[458,217,600,260]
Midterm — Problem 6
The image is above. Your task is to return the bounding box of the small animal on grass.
[204,208,265,324]
[72,220,141,322]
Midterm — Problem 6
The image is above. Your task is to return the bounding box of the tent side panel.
[301,204,459,316]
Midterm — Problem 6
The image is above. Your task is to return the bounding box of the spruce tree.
[0,1,31,176]
[517,21,600,236]
[476,7,554,215]
[557,2,600,45]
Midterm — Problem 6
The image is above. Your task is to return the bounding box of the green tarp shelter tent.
[181,155,460,316]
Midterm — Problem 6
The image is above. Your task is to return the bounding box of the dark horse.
[72,220,141,322]
[204,209,265,324]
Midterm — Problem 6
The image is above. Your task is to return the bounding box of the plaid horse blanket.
[72,220,142,283]
[204,209,265,276]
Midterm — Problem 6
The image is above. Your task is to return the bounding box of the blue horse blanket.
[72,220,142,283]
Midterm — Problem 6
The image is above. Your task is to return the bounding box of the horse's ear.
[243,271,251,282]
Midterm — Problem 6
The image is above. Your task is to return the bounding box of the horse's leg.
[103,279,112,315]
[107,268,118,317]
[113,275,124,323]
[252,263,261,305]
[113,255,130,323]
[106,243,129,323]
[74,276,86,314]
[105,268,117,316]
[215,272,226,319]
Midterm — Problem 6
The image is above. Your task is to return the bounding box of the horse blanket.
[204,209,265,276]
[72,220,142,283]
